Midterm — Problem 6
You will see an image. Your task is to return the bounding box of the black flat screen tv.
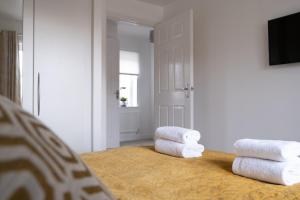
[268,12,300,65]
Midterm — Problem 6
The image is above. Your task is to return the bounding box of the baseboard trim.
[120,132,153,142]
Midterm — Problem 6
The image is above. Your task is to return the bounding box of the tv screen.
[268,12,300,65]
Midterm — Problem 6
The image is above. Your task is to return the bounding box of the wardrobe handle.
[38,73,40,116]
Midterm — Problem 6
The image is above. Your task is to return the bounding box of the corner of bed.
[81,146,300,200]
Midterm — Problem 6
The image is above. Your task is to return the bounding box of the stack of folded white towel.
[232,139,300,186]
[154,126,204,158]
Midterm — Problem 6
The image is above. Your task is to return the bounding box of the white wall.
[164,0,300,152]
[107,0,163,26]
[0,18,22,33]
[107,19,118,39]
[0,0,23,33]
[119,27,154,141]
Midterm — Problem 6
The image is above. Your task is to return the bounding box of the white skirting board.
[120,132,153,142]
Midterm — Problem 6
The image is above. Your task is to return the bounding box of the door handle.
[115,89,120,100]
[181,83,194,98]
[37,73,40,116]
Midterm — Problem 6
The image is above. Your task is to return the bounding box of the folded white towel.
[155,126,201,144]
[232,157,300,186]
[155,139,204,158]
[234,139,300,162]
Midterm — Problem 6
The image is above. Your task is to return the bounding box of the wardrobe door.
[34,0,92,153]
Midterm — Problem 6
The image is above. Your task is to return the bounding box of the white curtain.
[0,31,21,104]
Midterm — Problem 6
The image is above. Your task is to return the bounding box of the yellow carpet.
[81,147,300,200]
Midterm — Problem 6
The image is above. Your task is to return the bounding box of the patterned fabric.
[82,146,300,200]
[0,96,115,200]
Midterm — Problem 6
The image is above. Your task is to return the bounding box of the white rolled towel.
[155,139,204,158]
[155,126,201,144]
[232,157,300,186]
[234,139,300,162]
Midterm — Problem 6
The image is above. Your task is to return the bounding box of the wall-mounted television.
[268,12,300,65]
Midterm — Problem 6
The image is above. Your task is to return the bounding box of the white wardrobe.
[23,0,106,153]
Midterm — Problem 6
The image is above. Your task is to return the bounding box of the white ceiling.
[0,0,23,21]
[136,0,177,7]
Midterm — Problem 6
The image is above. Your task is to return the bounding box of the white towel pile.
[232,139,300,186]
[154,126,204,158]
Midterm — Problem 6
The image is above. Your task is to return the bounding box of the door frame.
[92,0,107,151]
[106,24,120,148]
[106,12,156,146]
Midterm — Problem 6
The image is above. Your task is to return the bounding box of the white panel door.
[154,10,194,128]
[34,0,92,153]
[107,37,120,148]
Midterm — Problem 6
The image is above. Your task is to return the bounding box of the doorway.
[106,19,154,148]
